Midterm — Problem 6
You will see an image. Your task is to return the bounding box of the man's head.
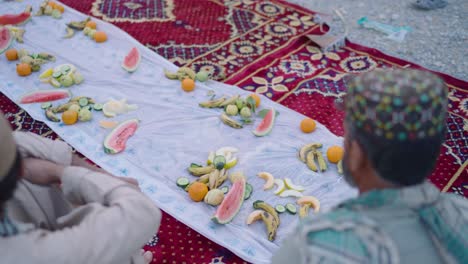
[0,113,21,209]
[342,69,447,192]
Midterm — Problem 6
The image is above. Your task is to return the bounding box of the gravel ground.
[286,0,468,81]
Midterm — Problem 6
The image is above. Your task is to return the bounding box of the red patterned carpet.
[1,0,467,263]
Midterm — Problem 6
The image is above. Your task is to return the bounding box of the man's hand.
[22,158,65,185]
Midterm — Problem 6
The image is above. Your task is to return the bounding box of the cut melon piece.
[253,107,276,137]
[0,27,13,54]
[20,89,70,104]
[279,190,303,198]
[257,172,275,190]
[212,178,246,224]
[0,12,31,26]
[284,178,305,192]
[246,210,263,225]
[297,196,320,213]
[273,179,285,195]
[103,119,139,154]
[122,47,141,73]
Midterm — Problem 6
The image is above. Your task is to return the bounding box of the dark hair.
[349,124,445,186]
[0,151,21,208]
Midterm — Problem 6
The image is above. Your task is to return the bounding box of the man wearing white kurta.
[0,113,161,264]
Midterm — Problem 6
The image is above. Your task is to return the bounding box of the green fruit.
[20,56,33,65]
[226,105,238,116]
[31,64,41,72]
[235,98,244,110]
[196,71,210,82]
[78,108,92,122]
[51,9,62,19]
[240,107,251,118]
[83,27,91,36]
[88,29,96,38]
[59,75,74,87]
[213,155,226,170]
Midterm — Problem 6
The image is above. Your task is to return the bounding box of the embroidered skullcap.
[345,69,447,141]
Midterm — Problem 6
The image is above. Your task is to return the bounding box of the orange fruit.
[188,182,208,202]
[55,4,65,13]
[62,110,79,125]
[94,31,107,43]
[5,49,18,61]
[300,118,316,133]
[48,1,57,8]
[85,21,97,29]
[181,78,195,92]
[16,63,32,77]
[248,93,261,107]
[327,146,344,164]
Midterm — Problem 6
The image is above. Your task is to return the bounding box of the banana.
[69,96,96,105]
[215,169,227,189]
[253,200,280,225]
[7,27,25,43]
[208,170,220,190]
[337,160,343,174]
[67,17,91,30]
[35,2,47,16]
[63,27,75,39]
[220,113,243,129]
[188,165,215,176]
[52,102,79,113]
[219,94,240,107]
[306,151,318,172]
[176,67,196,80]
[45,108,60,122]
[196,174,210,184]
[315,151,328,172]
[163,69,179,80]
[260,211,280,241]
[199,97,226,108]
[37,53,56,62]
[299,143,322,162]
[299,204,311,219]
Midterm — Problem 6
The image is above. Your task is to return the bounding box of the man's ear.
[347,139,366,174]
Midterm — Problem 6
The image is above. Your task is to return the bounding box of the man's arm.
[2,166,161,264]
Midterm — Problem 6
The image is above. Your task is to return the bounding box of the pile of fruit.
[164,66,212,92]
[35,1,65,19]
[299,143,344,173]
[42,96,102,124]
[64,17,107,43]
[5,48,55,77]
[39,63,84,87]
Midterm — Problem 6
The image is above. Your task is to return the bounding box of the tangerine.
[47,1,57,8]
[300,118,316,133]
[94,31,107,43]
[5,49,18,61]
[62,110,78,125]
[55,4,65,13]
[181,78,195,92]
[188,182,208,202]
[16,63,32,77]
[248,93,261,107]
[327,146,344,164]
[85,21,97,29]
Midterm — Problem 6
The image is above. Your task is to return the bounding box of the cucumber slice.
[220,186,229,194]
[213,155,226,170]
[190,163,202,168]
[61,65,71,73]
[52,71,62,78]
[244,183,253,200]
[275,205,286,214]
[78,97,89,107]
[176,177,190,189]
[81,105,92,112]
[41,102,52,109]
[93,103,103,111]
[285,203,297,215]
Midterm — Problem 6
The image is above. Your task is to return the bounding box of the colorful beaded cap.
[345,69,448,141]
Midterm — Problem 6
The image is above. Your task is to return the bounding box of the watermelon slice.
[0,12,31,26]
[0,26,12,54]
[20,89,71,104]
[253,107,276,137]
[212,178,246,224]
[103,119,139,154]
[122,47,141,73]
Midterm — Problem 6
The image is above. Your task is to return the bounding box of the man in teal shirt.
[273,69,467,263]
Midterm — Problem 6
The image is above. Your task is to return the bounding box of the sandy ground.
[286,0,468,81]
